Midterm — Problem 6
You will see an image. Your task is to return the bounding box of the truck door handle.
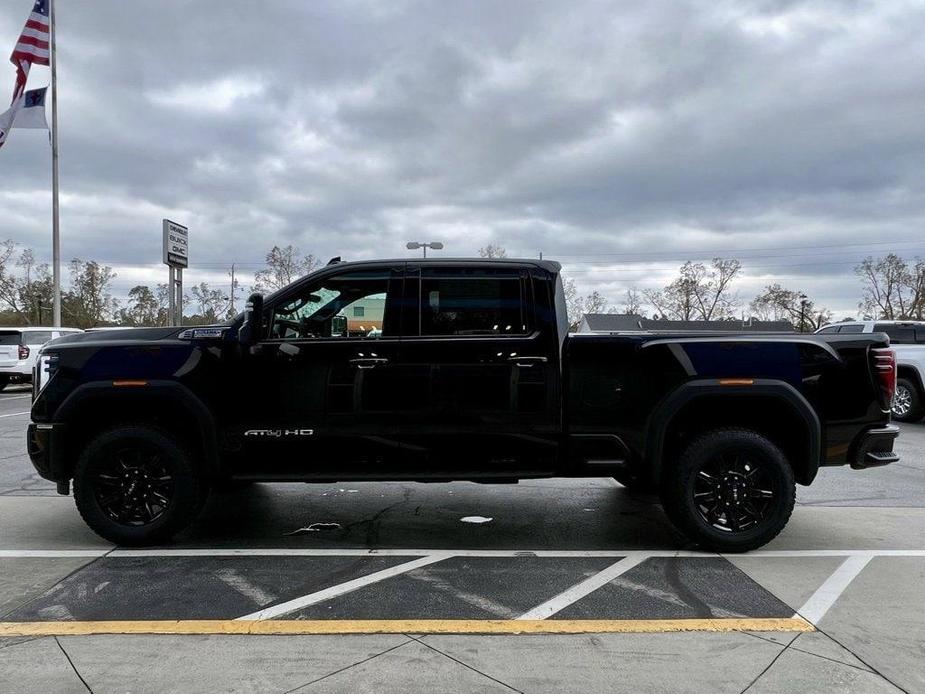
[350,357,389,369]
[507,356,548,367]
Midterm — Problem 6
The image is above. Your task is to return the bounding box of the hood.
[47,326,186,347]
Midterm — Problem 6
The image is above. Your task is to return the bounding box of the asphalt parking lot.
[0,385,923,692]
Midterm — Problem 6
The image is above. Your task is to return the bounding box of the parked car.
[0,326,83,391]
[29,259,898,551]
[816,321,925,422]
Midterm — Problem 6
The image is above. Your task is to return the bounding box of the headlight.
[33,352,59,400]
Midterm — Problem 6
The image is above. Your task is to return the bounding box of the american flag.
[9,0,50,104]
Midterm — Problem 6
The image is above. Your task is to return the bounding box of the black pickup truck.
[28,258,899,551]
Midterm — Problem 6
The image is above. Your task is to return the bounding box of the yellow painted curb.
[0,618,814,636]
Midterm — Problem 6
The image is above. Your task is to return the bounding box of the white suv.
[816,320,925,422]
[0,327,83,391]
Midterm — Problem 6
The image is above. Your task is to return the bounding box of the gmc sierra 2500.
[28,258,899,551]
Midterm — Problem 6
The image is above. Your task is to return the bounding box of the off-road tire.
[660,428,796,553]
[73,425,203,546]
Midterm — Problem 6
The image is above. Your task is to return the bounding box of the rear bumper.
[851,424,900,469]
[0,363,31,380]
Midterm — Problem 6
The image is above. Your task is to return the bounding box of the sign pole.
[176,268,183,325]
[50,0,61,327]
[168,266,176,326]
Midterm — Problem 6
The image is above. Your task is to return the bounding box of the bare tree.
[856,254,925,319]
[254,245,319,293]
[478,244,507,258]
[189,282,227,324]
[562,276,616,330]
[750,284,831,332]
[644,258,741,321]
[0,241,26,320]
[622,288,646,317]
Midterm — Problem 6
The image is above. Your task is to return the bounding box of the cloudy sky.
[1,0,923,317]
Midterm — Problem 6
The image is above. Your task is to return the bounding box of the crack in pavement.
[408,634,524,693]
[283,637,415,693]
[55,636,93,693]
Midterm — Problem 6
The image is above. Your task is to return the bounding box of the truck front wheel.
[73,425,203,546]
[660,429,796,552]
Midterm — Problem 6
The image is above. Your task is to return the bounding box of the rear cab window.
[836,324,864,334]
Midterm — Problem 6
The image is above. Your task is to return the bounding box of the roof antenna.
[327,256,341,265]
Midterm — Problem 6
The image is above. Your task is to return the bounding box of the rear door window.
[417,268,531,337]
[0,331,22,345]
[836,325,864,334]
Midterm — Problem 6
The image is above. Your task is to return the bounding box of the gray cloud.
[0,0,923,314]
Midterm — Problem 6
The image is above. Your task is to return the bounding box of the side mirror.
[238,292,264,345]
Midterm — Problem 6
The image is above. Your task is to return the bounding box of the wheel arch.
[54,380,220,479]
[896,363,924,394]
[644,379,822,486]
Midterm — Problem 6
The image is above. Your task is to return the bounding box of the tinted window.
[874,324,916,343]
[817,326,838,334]
[419,268,530,337]
[0,331,22,345]
[916,328,925,344]
[269,269,395,340]
[837,324,864,334]
[24,331,54,344]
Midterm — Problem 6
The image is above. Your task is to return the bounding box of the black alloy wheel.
[74,425,204,545]
[691,453,776,533]
[92,444,175,526]
[661,428,796,552]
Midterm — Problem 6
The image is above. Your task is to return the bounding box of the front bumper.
[851,424,900,469]
[27,422,67,484]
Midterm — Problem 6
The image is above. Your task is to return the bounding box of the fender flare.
[643,378,822,485]
[54,379,220,475]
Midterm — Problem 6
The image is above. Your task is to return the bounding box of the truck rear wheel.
[0,375,9,392]
[892,378,923,422]
[660,429,795,553]
[73,425,203,546]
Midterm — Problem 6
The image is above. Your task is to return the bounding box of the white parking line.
[517,553,649,620]
[0,411,30,418]
[235,554,451,620]
[796,555,873,625]
[0,395,32,401]
[1,548,924,559]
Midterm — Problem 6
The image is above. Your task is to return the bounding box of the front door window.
[269,269,394,340]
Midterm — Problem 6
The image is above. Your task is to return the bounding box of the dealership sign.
[162,219,189,268]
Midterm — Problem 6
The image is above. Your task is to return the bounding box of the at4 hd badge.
[244,429,314,438]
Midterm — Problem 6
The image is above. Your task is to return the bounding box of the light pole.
[406,241,444,258]
[799,294,808,333]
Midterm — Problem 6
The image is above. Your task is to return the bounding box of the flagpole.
[50,0,61,327]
